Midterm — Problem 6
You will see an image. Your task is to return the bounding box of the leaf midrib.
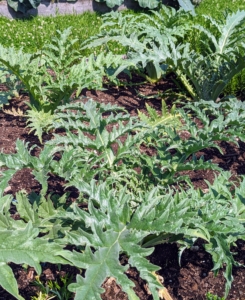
[81,226,127,298]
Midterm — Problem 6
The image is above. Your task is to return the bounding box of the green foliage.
[0,139,55,197]
[26,108,54,143]
[67,193,163,299]
[196,0,245,19]
[0,189,79,298]
[1,97,245,198]
[148,9,245,100]
[0,169,244,298]
[187,9,245,99]
[174,45,245,101]
[0,13,105,55]
[46,98,245,188]
[194,10,245,55]
[62,172,245,298]
[138,100,180,129]
[1,4,245,297]
[83,6,194,83]
[32,274,73,300]
[31,293,55,300]
[139,94,245,185]
[0,213,71,299]
[187,96,245,134]
[178,171,245,299]
[84,8,245,99]
[44,99,150,195]
[224,69,245,97]
[0,27,121,112]
[206,292,225,300]
[0,68,22,107]
[0,28,125,139]
[0,100,144,197]
[0,97,245,298]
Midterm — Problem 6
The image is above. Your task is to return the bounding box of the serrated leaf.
[68,243,137,300]
[15,192,39,224]
[26,108,54,143]
[0,222,71,299]
[66,194,163,300]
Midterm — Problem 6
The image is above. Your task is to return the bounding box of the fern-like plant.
[83,9,245,100]
[138,99,180,129]
[0,192,73,300]
[0,28,124,140]
[1,98,245,198]
[82,6,194,83]
[173,10,245,100]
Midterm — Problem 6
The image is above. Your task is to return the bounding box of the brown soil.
[1,77,245,300]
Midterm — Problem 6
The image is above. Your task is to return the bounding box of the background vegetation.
[1,0,245,97]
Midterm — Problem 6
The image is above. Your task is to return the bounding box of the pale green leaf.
[0,263,24,300]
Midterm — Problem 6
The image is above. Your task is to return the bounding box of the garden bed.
[1,3,245,299]
[1,76,245,300]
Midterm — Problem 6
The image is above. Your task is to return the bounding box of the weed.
[31,274,73,300]
[206,292,225,300]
